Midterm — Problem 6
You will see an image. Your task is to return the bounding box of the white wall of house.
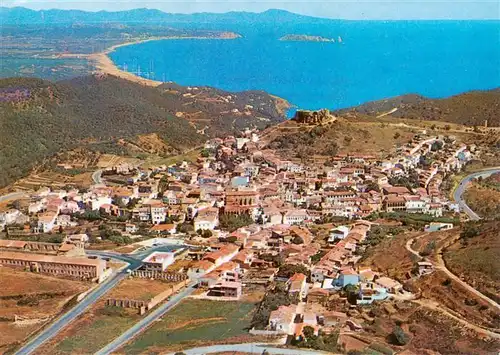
[151,207,167,224]
[91,196,112,211]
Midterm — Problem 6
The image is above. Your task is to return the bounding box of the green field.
[0,57,92,81]
[122,299,257,354]
[53,310,140,354]
[142,147,202,169]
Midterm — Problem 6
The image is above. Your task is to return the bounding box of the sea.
[110,21,500,113]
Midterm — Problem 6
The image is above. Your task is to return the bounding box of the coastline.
[270,94,292,116]
[87,32,241,87]
[84,32,292,117]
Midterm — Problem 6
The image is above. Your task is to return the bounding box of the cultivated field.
[36,278,174,354]
[141,147,202,169]
[0,268,89,353]
[96,154,142,169]
[12,171,94,191]
[121,299,258,354]
[108,278,175,301]
[36,301,141,355]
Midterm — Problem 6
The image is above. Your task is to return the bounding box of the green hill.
[0,74,286,188]
[156,82,287,136]
[336,89,500,127]
[0,75,206,187]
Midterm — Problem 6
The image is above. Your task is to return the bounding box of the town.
[1,110,497,355]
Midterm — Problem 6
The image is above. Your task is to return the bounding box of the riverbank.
[87,32,241,87]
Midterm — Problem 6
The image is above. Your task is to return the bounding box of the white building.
[90,196,112,211]
[405,196,426,213]
[268,304,297,334]
[28,201,45,214]
[328,225,350,243]
[236,137,250,150]
[0,209,21,225]
[194,214,219,231]
[283,209,308,225]
[37,212,57,233]
[287,163,304,173]
[56,214,73,227]
[125,223,138,233]
[150,203,167,224]
[424,222,454,232]
[142,252,175,272]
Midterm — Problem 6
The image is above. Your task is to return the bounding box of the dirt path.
[413,299,500,339]
[435,239,500,312]
[405,233,426,258]
[406,233,500,312]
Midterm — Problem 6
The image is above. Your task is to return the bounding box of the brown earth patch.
[415,271,499,329]
[360,231,420,281]
[108,278,175,302]
[164,317,227,331]
[444,220,500,304]
[0,268,89,353]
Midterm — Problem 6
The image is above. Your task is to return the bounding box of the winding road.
[452,167,500,220]
[406,234,500,312]
[406,234,500,338]
[413,299,500,339]
[92,169,104,185]
[407,167,500,335]
[0,191,28,203]
[15,252,143,355]
[13,168,500,354]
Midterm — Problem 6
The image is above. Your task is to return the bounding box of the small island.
[279,34,336,42]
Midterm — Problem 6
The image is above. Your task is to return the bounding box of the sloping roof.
[0,251,104,267]
[0,240,27,249]
[190,260,215,271]
[151,224,176,231]
[58,243,75,252]
[269,304,297,324]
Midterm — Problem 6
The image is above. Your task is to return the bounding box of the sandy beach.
[87,32,241,87]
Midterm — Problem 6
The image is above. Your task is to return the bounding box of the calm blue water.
[110,21,500,111]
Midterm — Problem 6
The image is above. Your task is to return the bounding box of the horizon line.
[2,5,500,21]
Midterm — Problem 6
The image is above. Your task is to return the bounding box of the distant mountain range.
[0,7,331,25]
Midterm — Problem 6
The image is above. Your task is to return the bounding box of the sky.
[2,0,499,20]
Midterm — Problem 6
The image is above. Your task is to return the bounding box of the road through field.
[15,253,142,355]
[95,282,198,355]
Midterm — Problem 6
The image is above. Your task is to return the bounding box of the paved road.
[15,252,142,355]
[452,167,500,220]
[92,169,104,185]
[0,191,27,203]
[96,281,198,355]
[170,343,334,355]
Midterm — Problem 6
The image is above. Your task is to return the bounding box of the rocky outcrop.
[293,109,336,125]
[279,34,335,42]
